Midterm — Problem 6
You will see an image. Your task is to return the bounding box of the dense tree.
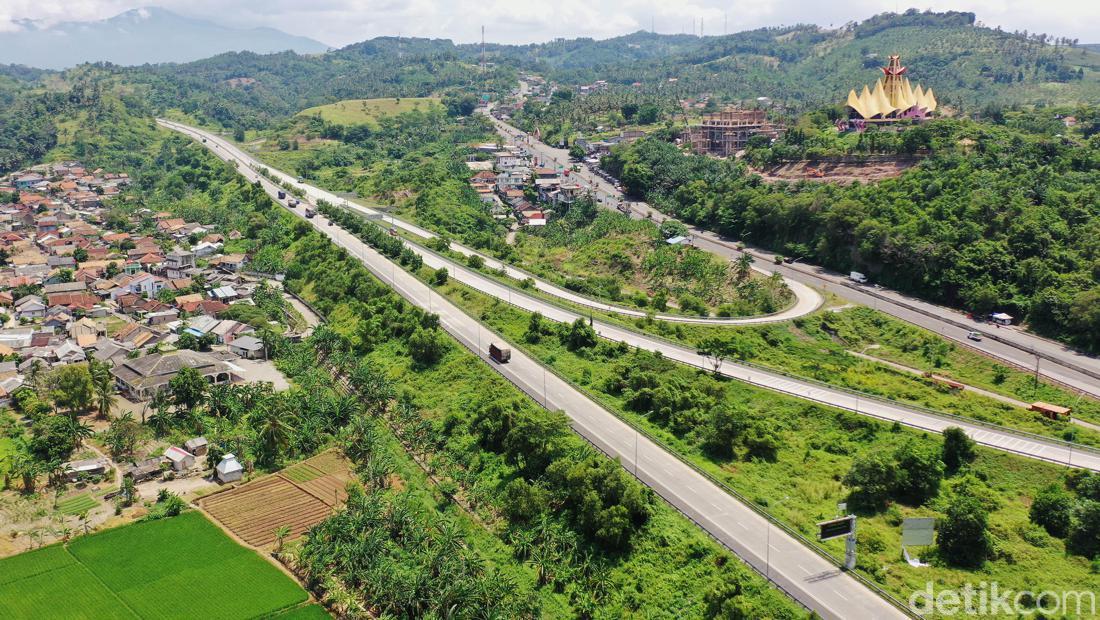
[49,365,94,415]
[169,366,207,413]
[937,495,994,567]
[408,327,447,366]
[941,426,977,473]
[1029,483,1074,538]
[844,452,898,511]
[893,441,944,505]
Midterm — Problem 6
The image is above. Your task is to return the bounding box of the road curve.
[485,113,1100,399]
[159,118,909,620]
[156,119,822,326]
[159,118,1100,475]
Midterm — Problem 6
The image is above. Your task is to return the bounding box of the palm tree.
[735,252,754,282]
[147,388,170,425]
[26,359,44,395]
[64,416,94,449]
[253,404,294,468]
[89,360,116,419]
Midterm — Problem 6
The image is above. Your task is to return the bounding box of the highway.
[159,117,1100,473]
[159,118,909,620]
[485,113,1100,399]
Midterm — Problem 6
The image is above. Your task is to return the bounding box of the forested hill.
[484,10,1100,113]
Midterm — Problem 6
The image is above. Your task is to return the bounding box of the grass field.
[296,97,441,127]
[0,512,309,619]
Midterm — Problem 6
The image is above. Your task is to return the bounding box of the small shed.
[183,437,209,456]
[125,458,163,483]
[163,446,196,472]
[216,453,244,483]
[1030,401,1071,420]
[665,235,689,245]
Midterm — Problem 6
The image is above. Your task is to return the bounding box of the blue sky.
[1,1,1096,47]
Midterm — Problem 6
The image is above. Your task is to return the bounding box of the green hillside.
[502,11,1100,112]
[296,97,442,126]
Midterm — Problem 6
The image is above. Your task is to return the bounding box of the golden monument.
[845,55,937,121]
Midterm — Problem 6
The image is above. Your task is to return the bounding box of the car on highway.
[967,331,983,341]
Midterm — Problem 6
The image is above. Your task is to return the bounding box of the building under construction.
[685,109,783,157]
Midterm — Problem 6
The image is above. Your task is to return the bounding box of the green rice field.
[0,511,316,619]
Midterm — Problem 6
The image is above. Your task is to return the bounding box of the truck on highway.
[849,271,868,284]
[304,207,316,219]
[489,343,511,364]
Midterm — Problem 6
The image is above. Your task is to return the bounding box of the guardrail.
[177,122,1100,469]
[417,259,920,619]
[341,203,808,325]
[366,217,1100,463]
[839,280,1100,385]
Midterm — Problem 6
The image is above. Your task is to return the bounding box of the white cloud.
[0,0,1096,46]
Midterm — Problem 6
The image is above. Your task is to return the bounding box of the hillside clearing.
[296,97,442,126]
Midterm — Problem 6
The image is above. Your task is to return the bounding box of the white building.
[216,453,243,483]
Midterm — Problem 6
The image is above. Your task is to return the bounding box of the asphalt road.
[159,117,1100,472]
[485,114,1100,399]
[158,118,909,620]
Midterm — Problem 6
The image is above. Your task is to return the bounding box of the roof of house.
[164,446,193,462]
[230,335,263,351]
[111,350,234,391]
[216,453,243,475]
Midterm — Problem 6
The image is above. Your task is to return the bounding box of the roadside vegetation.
[505,204,792,317]
[427,279,1100,605]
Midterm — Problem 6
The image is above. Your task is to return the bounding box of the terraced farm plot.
[0,512,308,620]
[200,476,332,547]
[198,452,354,547]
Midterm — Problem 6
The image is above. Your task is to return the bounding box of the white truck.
[849,271,868,284]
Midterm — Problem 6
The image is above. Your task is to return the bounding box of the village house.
[111,350,237,400]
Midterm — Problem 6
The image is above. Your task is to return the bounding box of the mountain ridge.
[0,6,330,70]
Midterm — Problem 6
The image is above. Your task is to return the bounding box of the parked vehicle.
[849,271,868,284]
[489,343,511,363]
[967,331,983,341]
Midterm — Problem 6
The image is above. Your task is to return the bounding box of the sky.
[1,0,1097,47]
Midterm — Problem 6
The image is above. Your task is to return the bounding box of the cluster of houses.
[0,162,284,406]
[122,436,243,485]
[466,145,589,227]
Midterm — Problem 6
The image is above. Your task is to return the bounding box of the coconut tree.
[253,402,294,468]
[735,252,754,282]
[64,415,94,449]
[89,360,116,419]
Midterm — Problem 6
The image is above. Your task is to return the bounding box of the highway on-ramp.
[160,118,1100,475]
[485,113,1100,399]
[159,121,823,326]
[159,117,910,620]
